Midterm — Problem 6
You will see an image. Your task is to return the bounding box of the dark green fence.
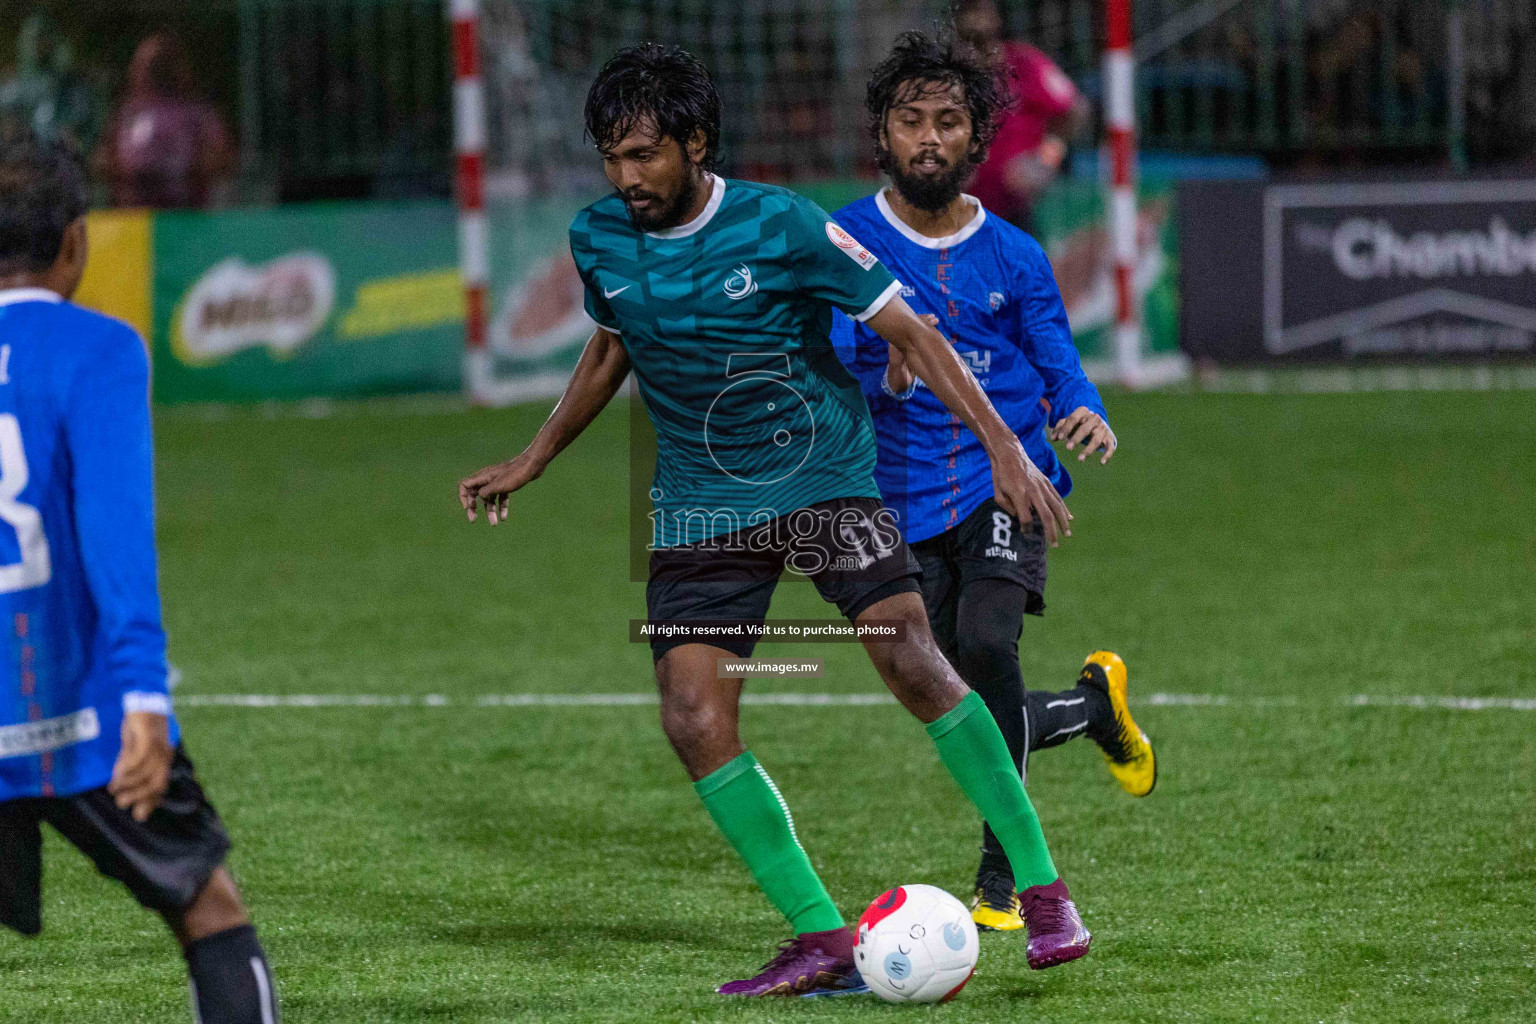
[235,0,452,200]
[226,0,1531,197]
[6,0,1530,202]
[1013,0,1532,163]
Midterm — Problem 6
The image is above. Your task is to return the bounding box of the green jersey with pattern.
[569,176,903,547]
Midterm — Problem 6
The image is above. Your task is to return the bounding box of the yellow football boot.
[971,871,1024,932]
[1080,651,1157,797]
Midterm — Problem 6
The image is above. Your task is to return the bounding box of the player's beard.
[621,169,702,233]
[885,149,972,215]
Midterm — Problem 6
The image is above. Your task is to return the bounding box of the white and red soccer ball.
[854,884,979,1003]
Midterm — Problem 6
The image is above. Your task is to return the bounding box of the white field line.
[170,692,1536,712]
[159,394,468,423]
[1144,693,1536,711]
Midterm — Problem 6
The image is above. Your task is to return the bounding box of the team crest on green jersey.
[723,265,758,300]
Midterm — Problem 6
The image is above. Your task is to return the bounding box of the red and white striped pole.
[1104,0,1140,387]
[451,0,491,403]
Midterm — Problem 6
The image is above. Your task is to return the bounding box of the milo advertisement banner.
[474,197,598,403]
[79,181,1177,405]
[151,203,463,403]
[1033,180,1180,366]
[136,198,591,404]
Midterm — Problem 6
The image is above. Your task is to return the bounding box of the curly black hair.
[865,30,1014,173]
[0,128,88,278]
[585,44,723,171]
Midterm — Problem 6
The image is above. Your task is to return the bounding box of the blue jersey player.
[0,135,278,1023]
[832,33,1159,931]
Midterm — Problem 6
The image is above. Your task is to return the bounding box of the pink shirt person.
[968,42,1081,225]
[100,34,233,209]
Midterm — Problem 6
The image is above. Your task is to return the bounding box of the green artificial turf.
[1,390,1532,1022]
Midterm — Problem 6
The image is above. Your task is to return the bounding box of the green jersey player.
[458,44,1090,996]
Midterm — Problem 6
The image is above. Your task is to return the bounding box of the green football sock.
[694,752,845,935]
[927,690,1059,890]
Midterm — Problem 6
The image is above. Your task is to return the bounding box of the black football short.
[646,496,922,661]
[910,498,1048,648]
[0,745,231,936]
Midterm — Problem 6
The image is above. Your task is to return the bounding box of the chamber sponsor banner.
[152,203,463,402]
[1182,178,1536,363]
[1266,181,1536,358]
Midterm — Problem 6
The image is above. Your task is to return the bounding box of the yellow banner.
[339,268,464,341]
[74,210,153,342]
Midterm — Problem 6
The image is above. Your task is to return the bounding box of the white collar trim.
[647,174,726,240]
[875,188,987,250]
[0,287,63,308]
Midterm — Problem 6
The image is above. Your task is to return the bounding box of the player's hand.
[458,450,544,525]
[108,712,173,823]
[1049,407,1117,464]
[990,443,1072,546]
[1005,153,1057,203]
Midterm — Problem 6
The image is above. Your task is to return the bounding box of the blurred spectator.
[1309,11,1434,146]
[956,0,1090,232]
[96,33,234,209]
[0,14,104,154]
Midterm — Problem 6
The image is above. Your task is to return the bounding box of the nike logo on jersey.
[604,285,631,299]
[723,265,758,300]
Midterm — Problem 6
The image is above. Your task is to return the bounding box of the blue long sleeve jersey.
[829,191,1107,543]
[0,289,175,801]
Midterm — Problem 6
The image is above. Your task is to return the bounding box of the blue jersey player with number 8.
[831,32,1160,932]
[0,133,279,1024]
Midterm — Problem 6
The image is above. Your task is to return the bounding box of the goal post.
[1104,0,1143,389]
[449,0,496,405]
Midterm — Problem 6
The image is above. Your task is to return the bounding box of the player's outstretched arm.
[458,326,631,525]
[66,324,177,819]
[1012,240,1117,464]
[866,296,1072,545]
